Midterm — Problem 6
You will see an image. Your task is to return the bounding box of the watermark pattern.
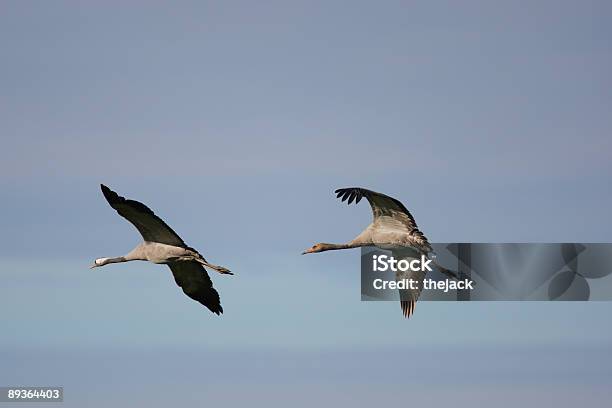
[361,244,612,301]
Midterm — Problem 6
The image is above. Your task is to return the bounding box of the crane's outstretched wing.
[334,187,431,251]
[169,261,223,315]
[101,184,187,247]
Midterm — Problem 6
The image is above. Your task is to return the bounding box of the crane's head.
[302,243,325,255]
[90,258,108,269]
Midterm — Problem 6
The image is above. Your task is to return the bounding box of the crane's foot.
[195,258,233,275]
[211,265,233,275]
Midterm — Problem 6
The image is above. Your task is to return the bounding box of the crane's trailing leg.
[181,247,233,275]
[194,258,233,275]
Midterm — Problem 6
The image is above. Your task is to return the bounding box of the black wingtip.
[100,184,118,203]
[100,184,112,195]
[334,187,364,205]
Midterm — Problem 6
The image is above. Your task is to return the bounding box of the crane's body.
[134,241,194,264]
[350,218,432,252]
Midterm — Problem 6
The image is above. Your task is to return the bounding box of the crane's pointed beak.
[89,264,98,269]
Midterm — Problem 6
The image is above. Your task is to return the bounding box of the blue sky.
[1,1,612,406]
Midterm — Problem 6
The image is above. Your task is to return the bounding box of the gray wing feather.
[169,261,223,315]
[397,265,426,318]
[395,248,426,318]
[335,187,431,252]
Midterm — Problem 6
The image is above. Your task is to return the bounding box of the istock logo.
[372,254,433,272]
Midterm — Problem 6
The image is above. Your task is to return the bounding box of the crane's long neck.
[319,242,359,252]
[99,256,129,266]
